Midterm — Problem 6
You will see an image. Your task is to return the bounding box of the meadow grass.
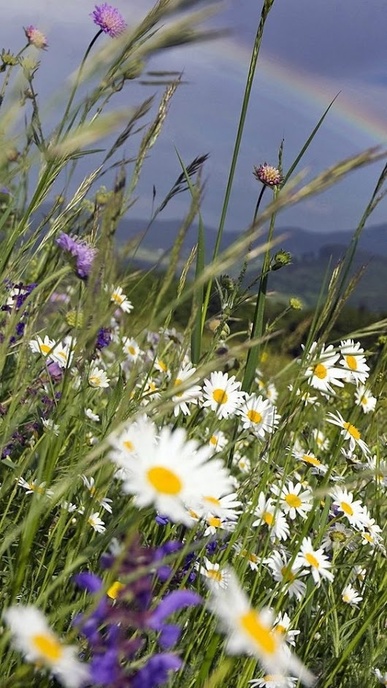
[0,2,387,687]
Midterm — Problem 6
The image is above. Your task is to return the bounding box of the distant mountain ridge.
[114,217,387,261]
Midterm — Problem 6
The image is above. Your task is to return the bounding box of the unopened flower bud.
[271,249,291,271]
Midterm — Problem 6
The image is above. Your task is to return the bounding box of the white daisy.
[341,584,363,607]
[330,487,367,530]
[291,448,327,475]
[197,558,230,589]
[3,605,89,688]
[207,429,227,454]
[29,335,56,357]
[87,512,106,533]
[81,475,113,513]
[111,420,233,527]
[202,371,245,419]
[271,481,313,520]
[304,342,345,394]
[339,339,369,385]
[88,363,110,388]
[171,363,202,416]
[17,477,53,499]
[354,384,377,414]
[265,551,307,601]
[238,394,279,438]
[274,613,300,647]
[122,336,141,361]
[252,493,290,542]
[294,537,334,586]
[42,418,60,435]
[327,411,369,455]
[110,285,133,313]
[193,492,242,521]
[234,543,262,571]
[49,337,75,369]
[206,568,315,686]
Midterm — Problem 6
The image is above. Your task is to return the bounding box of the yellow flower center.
[361,396,368,405]
[107,581,125,599]
[124,440,134,451]
[340,501,354,516]
[174,378,183,397]
[301,454,321,467]
[32,633,63,662]
[285,493,302,509]
[157,360,168,372]
[209,435,217,446]
[40,343,52,355]
[112,292,124,305]
[314,363,327,379]
[345,354,358,370]
[239,610,276,655]
[247,409,263,424]
[206,569,222,583]
[280,565,295,582]
[263,511,274,526]
[204,495,221,507]
[343,422,361,440]
[128,346,136,356]
[212,388,228,405]
[147,466,182,495]
[207,516,222,528]
[275,624,286,635]
[241,549,259,564]
[305,552,320,569]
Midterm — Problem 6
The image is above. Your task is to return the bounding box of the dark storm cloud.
[227,0,387,79]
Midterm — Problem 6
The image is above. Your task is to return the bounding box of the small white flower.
[238,394,279,438]
[341,584,363,607]
[88,364,110,388]
[354,384,377,414]
[197,557,229,589]
[42,418,60,435]
[304,342,345,395]
[294,537,334,586]
[265,551,307,601]
[330,487,367,530]
[110,285,133,313]
[122,336,141,361]
[271,481,313,520]
[339,339,369,385]
[87,512,106,533]
[17,477,53,499]
[327,411,369,456]
[85,408,100,422]
[202,371,245,419]
[252,493,290,542]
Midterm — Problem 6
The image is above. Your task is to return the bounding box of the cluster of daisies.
[4,275,386,688]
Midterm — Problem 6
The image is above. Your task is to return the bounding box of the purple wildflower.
[24,26,48,49]
[91,4,127,37]
[253,162,282,187]
[148,590,201,649]
[132,653,183,688]
[56,233,97,279]
[96,327,112,351]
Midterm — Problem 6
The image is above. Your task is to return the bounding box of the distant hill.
[30,205,387,311]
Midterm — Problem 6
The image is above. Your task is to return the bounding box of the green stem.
[242,187,278,392]
[201,0,276,328]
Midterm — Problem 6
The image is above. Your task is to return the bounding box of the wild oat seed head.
[91,4,127,37]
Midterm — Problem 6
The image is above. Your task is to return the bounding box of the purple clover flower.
[56,233,97,279]
[91,4,127,37]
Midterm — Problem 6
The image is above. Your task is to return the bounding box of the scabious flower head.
[91,4,127,37]
[57,233,97,279]
[253,163,283,187]
[24,25,48,49]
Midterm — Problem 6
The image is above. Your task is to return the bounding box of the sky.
[2,0,387,234]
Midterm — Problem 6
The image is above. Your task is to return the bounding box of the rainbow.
[205,37,387,145]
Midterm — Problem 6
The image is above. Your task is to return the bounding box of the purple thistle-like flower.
[24,25,48,49]
[253,162,282,187]
[56,232,97,279]
[91,4,127,37]
[132,653,183,688]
